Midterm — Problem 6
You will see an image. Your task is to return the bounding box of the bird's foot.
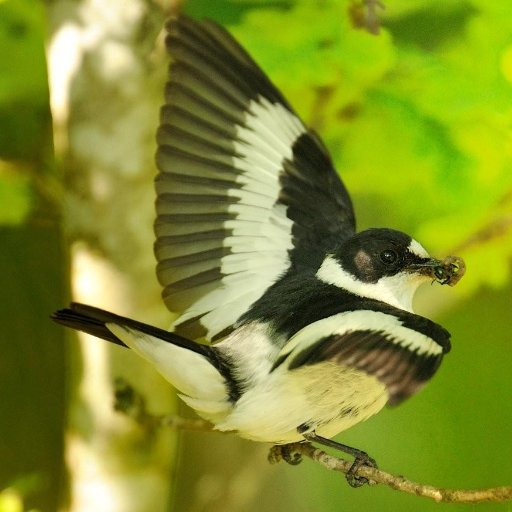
[345,451,378,488]
[302,432,377,487]
[268,443,304,465]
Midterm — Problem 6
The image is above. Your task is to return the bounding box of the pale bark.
[46,1,179,510]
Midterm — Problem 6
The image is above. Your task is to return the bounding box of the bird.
[52,15,465,486]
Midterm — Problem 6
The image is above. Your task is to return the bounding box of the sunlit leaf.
[0,0,47,103]
[0,162,32,225]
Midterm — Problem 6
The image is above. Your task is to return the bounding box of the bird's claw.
[268,443,303,465]
[346,453,378,488]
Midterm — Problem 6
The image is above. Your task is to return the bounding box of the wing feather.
[276,308,450,405]
[155,16,355,340]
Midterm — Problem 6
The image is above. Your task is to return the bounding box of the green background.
[1,0,511,510]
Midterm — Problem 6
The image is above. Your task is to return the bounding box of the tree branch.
[114,378,213,433]
[349,0,386,35]
[113,379,512,504]
[450,189,512,254]
[269,443,512,503]
[451,214,512,254]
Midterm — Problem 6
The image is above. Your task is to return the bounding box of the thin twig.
[349,1,386,35]
[449,189,512,254]
[275,443,512,503]
[364,0,386,35]
[451,214,512,254]
[114,377,214,432]
[113,379,512,503]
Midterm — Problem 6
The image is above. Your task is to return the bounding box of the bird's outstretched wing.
[155,16,355,341]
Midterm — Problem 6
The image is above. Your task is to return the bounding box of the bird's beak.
[407,255,466,286]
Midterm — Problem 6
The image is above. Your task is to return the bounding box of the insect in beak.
[432,256,466,286]
[409,256,466,286]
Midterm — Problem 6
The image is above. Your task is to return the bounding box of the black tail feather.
[51,302,210,357]
[51,304,127,347]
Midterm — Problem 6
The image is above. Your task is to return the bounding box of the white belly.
[215,361,389,443]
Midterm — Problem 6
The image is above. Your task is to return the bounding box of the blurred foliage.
[0,161,32,224]
[189,0,512,301]
[0,2,65,512]
[0,0,49,225]
[0,488,36,512]
[0,475,42,512]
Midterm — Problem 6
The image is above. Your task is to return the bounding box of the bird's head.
[316,228,465,312]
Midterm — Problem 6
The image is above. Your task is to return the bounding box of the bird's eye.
[380,249,398,265]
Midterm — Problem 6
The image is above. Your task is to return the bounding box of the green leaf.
[0,163,32,225]
[0,0,47,103]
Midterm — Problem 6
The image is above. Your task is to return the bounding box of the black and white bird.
[53,15,465,485]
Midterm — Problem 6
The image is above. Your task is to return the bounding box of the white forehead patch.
[408,239,430,259]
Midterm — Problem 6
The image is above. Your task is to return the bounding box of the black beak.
[408,255,466,286]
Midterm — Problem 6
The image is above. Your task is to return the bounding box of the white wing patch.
[171,97,304,339]
[158,18,354,341]
[277,309,443,365]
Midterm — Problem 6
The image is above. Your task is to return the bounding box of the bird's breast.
[214,360,388,443]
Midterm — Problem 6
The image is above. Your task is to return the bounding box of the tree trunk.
[46,1,179,510]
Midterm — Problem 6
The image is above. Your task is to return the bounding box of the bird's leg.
[303,432,377,487]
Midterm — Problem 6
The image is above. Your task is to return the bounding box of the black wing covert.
[276,306,451,405]
[155,16,355,340]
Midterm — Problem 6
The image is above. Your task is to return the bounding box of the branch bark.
[273,443,512,504]
[114,379,512,505]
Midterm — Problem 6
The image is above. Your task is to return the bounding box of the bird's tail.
[52,303,236,421]
[52,302,211,354]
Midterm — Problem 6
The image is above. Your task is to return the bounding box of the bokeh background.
[1,0,511,511]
